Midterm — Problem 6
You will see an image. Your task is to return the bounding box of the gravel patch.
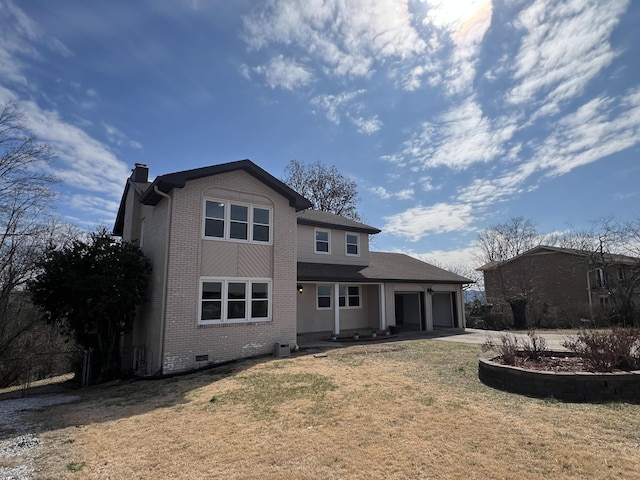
[0,395,79,480]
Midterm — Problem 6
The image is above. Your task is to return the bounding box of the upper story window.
[346,233,359,256]
[315,229,330,254]
[204,199,271,243]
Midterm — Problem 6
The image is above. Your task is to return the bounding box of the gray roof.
[140,160,311,210]
[296,209,381,234]
[476,245,640,271]
[298,252,472,284]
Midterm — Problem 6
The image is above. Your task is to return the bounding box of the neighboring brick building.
[114,160,471,375]
[477,245,640,325]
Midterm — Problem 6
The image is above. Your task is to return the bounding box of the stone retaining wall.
[478,356,640,402]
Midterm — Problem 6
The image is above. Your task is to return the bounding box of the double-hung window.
[200,278,271,324]
[204,199,271,243]
[346,233,359,256]
[229,205,248,240]
[339,285,361,308]
[317,285,332,309]
[315,229,330,254]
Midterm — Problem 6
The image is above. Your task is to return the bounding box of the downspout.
[154,185,172,376]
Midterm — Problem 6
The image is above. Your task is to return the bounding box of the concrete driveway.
[431,328,572,351]
[298,328,575,352]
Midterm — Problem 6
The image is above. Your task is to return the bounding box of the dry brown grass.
[28,340,640,479]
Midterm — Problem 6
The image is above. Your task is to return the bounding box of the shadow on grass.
[1,354,285,441]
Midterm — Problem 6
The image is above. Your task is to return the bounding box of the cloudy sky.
[1,0,639,269]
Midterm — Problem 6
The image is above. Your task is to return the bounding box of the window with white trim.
[339,285,361,308]
[200,278,271,324]
[317,285,332,309]
[204,199,272,243]
[345,233,359,256]
[315,229,330,254]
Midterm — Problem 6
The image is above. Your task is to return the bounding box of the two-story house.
[114,160,470,376]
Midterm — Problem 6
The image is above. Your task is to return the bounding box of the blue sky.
[1,0,639,270]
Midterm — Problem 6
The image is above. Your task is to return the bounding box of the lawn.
[28,339,640,479]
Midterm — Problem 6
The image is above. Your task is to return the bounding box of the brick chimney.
[131,163,149,183]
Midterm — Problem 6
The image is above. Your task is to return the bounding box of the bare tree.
[476,216,540,263]
[0,100,60,386]
[283,159,361,220]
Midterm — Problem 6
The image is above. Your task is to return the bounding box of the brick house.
[477,245,640,324]
[114,160,470,375]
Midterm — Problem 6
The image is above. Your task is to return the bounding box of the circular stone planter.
[478,353,640,402]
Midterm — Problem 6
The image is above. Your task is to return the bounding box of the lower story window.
[200,278,271,324]
[339,285,361,308]
[317,285,332,309]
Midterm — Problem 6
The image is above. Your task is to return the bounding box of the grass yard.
[27,340,640,479]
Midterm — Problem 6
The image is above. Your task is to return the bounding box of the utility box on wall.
[274,342,290,358]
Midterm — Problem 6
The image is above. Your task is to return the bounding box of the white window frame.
[203,198,272,244]
[199,277,272,325]
[345,232,359,256]
[316,284,332,310]
[314,228,331,254]
[339,285,361,309]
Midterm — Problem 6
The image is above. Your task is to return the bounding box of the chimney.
[131,163,149,183]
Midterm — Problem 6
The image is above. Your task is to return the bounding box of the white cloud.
[412,245,482,272]
[507,0,627,111]
[20,100,130,198]
[243,0,426,79]
[254,55,313,90]
[392,96,518,170]
[533,88,640,177]
[311,90,365,124]
[69,194,120,218]
[370,186,414,200]
[103,122,143,149]
[383,203,474,241]
[350,114,382,135]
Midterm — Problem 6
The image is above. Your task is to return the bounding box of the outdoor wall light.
[297,284,304,294]
[427,287,434,293]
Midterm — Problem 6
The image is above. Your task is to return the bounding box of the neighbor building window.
[599,296,609,309]
[317,285,332,309]
[315,229,330,254]
[339,285,361,308]
[200,278,271,324]
[203,199,271,243]
[346,233,359,256]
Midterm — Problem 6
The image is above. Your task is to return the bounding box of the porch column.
[333,283,340,335]
[379,283,386,330]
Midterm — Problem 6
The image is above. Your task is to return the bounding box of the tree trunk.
[509,299,527,329]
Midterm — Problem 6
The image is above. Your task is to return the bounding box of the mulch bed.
[494,355,590,373]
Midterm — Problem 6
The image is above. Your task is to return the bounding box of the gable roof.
[298,252,472,284]
[139,159,312,210]
[114,159,312,236]
[476,245,640,271]
[296,209,381,234]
